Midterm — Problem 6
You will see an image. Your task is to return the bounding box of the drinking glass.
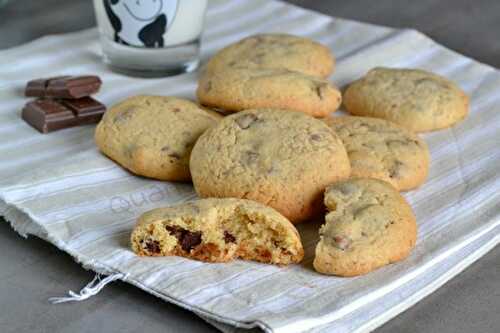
[93,0,208,77]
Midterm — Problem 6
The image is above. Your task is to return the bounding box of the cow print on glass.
[104,0,178,47]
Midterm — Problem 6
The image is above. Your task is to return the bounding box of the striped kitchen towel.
[0,0,499,332]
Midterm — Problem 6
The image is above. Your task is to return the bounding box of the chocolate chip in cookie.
[223,231,236,243]
[236,113,258,129]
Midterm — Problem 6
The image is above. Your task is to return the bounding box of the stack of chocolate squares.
[22,75,107,133]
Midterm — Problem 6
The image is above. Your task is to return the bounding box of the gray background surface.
[0,0,498,332]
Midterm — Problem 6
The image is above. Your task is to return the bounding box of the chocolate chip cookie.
[314,178,417,276]
[344,67,469,132]
[197,68,342,118]
[95,95,221,181]
[324,116,430,191]
[205,33,335,78]
[131,198,304,265]
[189,109,351,223]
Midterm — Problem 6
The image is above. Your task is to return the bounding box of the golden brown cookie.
[197,68,342,118]
[95,95,221,181]
[205,33,335,78]
[131,198,304,265]
[324,116,430,191]
[189,108,351,223]
[343,67,469,132]
[314,178,417,276]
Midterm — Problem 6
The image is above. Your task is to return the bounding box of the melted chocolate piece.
[165,226,184,240]
[223,231,236,243]
[145,240,161,254]
[180,231,202,252]
[166,225,202,252]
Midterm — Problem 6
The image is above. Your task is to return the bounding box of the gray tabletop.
[0,1,499,332]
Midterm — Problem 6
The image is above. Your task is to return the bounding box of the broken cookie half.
[131,198,304,265]
[314,178,417,276]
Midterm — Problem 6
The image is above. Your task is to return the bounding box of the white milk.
[93,0,208,76]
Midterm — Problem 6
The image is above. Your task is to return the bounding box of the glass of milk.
[93,0,208,77]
